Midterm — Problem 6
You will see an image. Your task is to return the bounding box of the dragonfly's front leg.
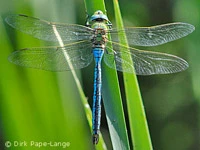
[85,12,91,27]
[106,20,112,29]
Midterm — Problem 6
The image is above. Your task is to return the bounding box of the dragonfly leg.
[85,12,90,27]
[106,20,112,29]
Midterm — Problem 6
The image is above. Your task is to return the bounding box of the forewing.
[110,22,195,46]
[8,41,93,71]
[5,14,93,42]
[104,42,188,75]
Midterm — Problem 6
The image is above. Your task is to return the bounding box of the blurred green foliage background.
[0,0,199,149]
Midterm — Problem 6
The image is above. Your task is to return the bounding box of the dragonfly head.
[90,10,109,22]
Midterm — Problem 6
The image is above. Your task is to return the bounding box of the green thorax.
[91,22,108,46]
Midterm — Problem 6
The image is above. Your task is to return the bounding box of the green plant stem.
[113,0,153,149]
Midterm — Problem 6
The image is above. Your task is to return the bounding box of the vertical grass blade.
[112,0,153,149]
[84,0,130,149]
[49,1,105,149]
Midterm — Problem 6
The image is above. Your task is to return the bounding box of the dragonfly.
[5,10,195,144]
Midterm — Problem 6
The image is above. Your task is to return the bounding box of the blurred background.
[0,0,199,149]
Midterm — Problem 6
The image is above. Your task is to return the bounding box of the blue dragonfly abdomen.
[92,47,104,144]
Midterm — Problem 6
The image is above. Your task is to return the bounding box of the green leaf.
[113,0,153,149]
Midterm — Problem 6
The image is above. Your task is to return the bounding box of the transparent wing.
[104,42,188,75]
[109,22,195,46]
[8,41,93,71]
[5,14,94,42]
